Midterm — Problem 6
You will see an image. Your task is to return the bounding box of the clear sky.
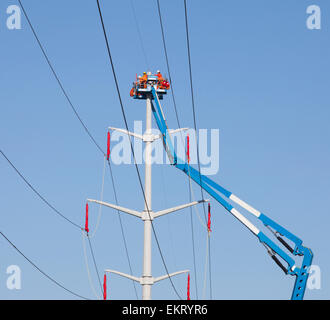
[0,0,329,300]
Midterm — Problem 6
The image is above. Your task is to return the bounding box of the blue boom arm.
[150,87,313,300]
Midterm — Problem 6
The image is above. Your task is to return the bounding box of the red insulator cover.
[186,135,190,164]
[103,274,107,300]
[107,131,110,161]
[85,203,89,233]
[187,273,190,300]
[207,203,211,232]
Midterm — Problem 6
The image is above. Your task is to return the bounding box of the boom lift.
[130,72,313,300]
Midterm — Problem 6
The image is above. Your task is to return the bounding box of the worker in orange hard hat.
[140,71,148,88]
[141,71,148,81]
[156,70,165,89]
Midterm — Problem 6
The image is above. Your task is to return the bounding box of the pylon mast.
[142,93,153,300]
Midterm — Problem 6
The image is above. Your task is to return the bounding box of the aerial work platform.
[88,71,313,300]
[129,76,313,301]
[130,71,170,100]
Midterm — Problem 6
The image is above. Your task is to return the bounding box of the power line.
[81,231,101,299]
[0,147,133,299]
[95,0,183,300]
[89,156,107,238]
[107,159,139,299]
[156,0,183,141]
[156,0,188,294]
[1,150,103,298]
[189,180,199,299]
[17,1,137,298]
[156,0,199,299]
[86,234,103,295]
[208,235,213,298]
[0,230,89,300]
[0,149,82,230]
[129,0,150,70]
[0,150,134,298]
[183,0,212,299]
[18,0,104,156]
[183,0,207,222]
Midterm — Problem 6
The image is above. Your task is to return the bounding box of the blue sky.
[0,0,329,299]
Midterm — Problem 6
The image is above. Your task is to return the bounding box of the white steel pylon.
[87,93,207,300]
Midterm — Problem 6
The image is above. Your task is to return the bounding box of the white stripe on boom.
[230,208,260,235]
[230,194,261,217]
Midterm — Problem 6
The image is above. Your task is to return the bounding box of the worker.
[156,70,164,82]
[155,70,164,89]
[140,71,148,88]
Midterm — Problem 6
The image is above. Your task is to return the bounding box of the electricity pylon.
[88,73,206,300]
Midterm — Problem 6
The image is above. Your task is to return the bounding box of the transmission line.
[156,0,200,299]
[17,0,137,298]
[183,0,212,299]
[0,149,82,230]
[95,0,183,299]
[86,234,103,295]
[18,0,104,156]
[107,159,139,299]
[129,0,150,70]
[156,0,183,136]
[0,230,89,300]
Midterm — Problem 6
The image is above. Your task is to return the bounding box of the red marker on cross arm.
[107,131,110,161]
[85,203,89,233]
[207,203,211,233]
[103,274,107,300]
[187,273,190,300]
[186,134,190,164]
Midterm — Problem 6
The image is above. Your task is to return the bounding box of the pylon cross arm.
[87,199,142,218]
[104,269,190,285]
[153,199,209,219]
[105,269,140,283]
[108,127,143,140]
[153,269,190,283]
[109,126,189,143]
